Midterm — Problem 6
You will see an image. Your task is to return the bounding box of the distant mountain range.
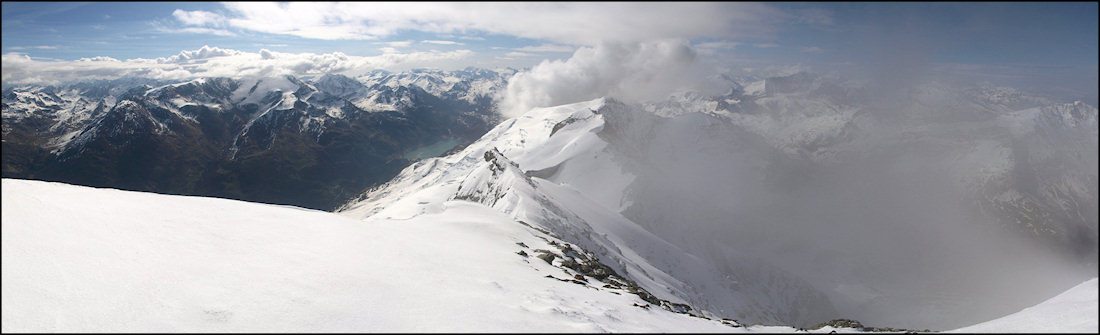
[2,68,515,210]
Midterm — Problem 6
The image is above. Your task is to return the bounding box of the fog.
[499,40,1098,329]
[497,40,726,118]
[609,107,1095,329]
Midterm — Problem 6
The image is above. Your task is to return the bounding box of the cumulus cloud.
[157,45,245,63]
[497,40,726,117]
[173,2,788,45]
[1,46,473,85]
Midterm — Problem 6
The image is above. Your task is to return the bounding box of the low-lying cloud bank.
[1,45,472,86]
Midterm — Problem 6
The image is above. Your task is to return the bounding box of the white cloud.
[172,9,226,27]
[497,40,726,117]
[156,45,245,63]
[379,40,413,48]
[1,46,474,85]
[515,44,575,53]
[754,43,780,48]
[258,49,276,60]
[172,3,789,45]
[421,40,462,45]
[78,56,121,62]
[504,52,533,58]
[157,26,237,37]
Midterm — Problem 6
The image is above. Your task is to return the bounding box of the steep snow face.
[947,277,1098,333]
[339,98,838,327]
[1,178,754,333]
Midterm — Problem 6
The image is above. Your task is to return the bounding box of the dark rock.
[534,249,556,264]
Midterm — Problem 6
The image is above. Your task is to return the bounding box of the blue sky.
[2,2,1096,102]
[1,2,577,67]
[5,2,1095,65]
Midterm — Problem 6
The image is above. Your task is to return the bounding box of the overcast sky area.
[2,2,1097,103]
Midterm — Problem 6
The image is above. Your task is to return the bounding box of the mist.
[604,88,1094,329]
[496,36,1098,329]
[497,40,726,118]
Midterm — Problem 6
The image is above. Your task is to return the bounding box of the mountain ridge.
[2,69,511,210]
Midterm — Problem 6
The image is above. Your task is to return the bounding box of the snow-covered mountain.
[2,156,1094,332]
[337,74,1097,330]
[3,66,1095,331]
[337,98,846,327]
[3,68,1097,331]
[1,69,509,210]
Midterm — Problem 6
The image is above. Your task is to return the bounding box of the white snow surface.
[1,178,758,333]
[947,278,1098,333]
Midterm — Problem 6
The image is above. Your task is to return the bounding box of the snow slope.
[1,178,757,332]
[3,178,1097,332]
[339,98,840,327]
[947,278,1098,333]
